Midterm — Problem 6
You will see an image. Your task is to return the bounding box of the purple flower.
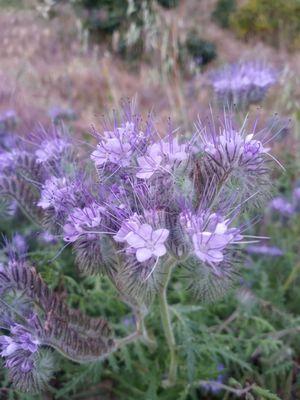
[270,197,294,217]
[35,137,71,163]
[38,176,76,213]
[210,61,277,108]
[91,138,132,167]
[293,187,300,212]
[91,121,138,168]
[113,213,142,243]
[63,202,105,242]
[202,364,225,394]
[0,150,27,174]
[181,211,243,274]
[38,231,58,244]
[0,151,14,172]
[203,130,269,172]
[247,244,283,257]
[136,138,188,179]
[293,187,300,201]
[48,106,77,123]
[11,234,27,256]
[0,326,39,358]
[136,143,163,179]
[0,110,17,134]
[114,218,169,262]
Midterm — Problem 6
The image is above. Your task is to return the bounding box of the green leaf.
[252,385,282,400]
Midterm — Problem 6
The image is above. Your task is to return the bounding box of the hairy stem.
[158,259,177,386]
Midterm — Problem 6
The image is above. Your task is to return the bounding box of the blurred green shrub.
[156,0,179,9]
[72,0,128,34]
[230,0,300,51]
[211,0,236,28]
[184,31,217,67]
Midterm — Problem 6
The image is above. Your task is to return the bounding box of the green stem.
[158,259,177,386]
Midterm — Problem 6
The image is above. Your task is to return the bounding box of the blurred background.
[0,0,300,399]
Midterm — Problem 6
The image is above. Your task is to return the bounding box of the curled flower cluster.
[209,61,278,109]
[0,324,40,374]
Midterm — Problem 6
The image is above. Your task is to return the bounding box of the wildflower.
[136,143,163,179]
[293,187,300,201]
[114,219,169,262]
[136,137,188,179]
[38,176,76,213]
[210,60,277,108]
[201,364,225,394]
[0,150,28,174]
[0,110,17,134]
[203,130,269,172]
[293,187,300,212]
[91,137,133,168]
[63,202,105,242]
[0,151,15,172]
[0,325,39,358]
[91,121,138,169]
[38,231,58,244]
[11,234,27,256]
[35,137,70,163]
[270,197,294,217]
[196,112,274,208]
[181,211,242,274]
[113,213,142,243]
[247,244,283,257]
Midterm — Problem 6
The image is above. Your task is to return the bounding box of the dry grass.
[0,0,299,137]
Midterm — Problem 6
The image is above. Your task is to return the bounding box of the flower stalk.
[158,259,177,386]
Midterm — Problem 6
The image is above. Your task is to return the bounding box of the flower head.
[136,137,188,179]
[63,202,105,242]
[35,137,71,163]
[0,325,39,358]
[38,176,76,213]
[91,121,141,169]
[181,210,243,275]
[270,197,294,217]
[210,60,278,108]
[203,129,269,172]
[114,216,169,263]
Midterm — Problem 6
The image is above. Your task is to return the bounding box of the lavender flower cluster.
[1,104,276,296]
[209,61,278,109]
[0,103,279,392]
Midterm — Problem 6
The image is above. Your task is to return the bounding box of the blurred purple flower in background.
[209,61,278,109]
[269,197,294,217]
[48,106,77,124]
[201,364,225,394]
[0,110,17,135]
[247,244,283,257]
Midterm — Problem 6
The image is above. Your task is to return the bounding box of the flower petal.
[153,244,166,257]
[136,248,152,262]
[126,232,146,248]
